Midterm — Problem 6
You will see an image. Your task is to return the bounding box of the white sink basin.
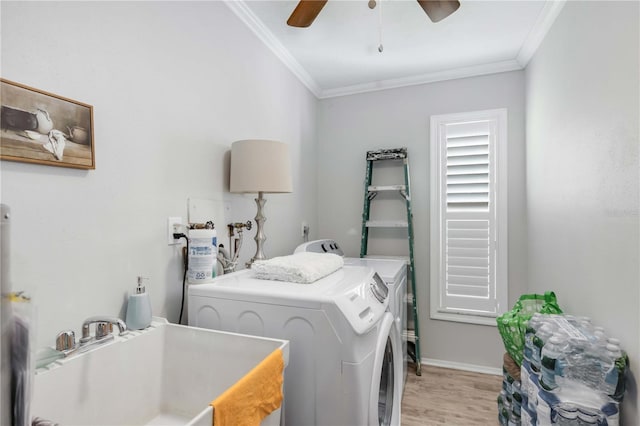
[31,318,289,426]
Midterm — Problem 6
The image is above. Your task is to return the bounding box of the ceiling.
[227,1,566,98]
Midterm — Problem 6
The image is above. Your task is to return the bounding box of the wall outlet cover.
[167,217,182,245]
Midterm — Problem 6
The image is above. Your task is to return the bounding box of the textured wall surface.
[526,2,639,424]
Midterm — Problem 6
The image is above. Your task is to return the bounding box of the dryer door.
[369,312,402,426]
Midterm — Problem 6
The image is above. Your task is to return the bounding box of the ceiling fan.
[287,0,461,28]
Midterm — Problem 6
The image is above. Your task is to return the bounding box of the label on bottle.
[531,336,543,372]
[540,355,557,390]
[524,333,535,362]
[603,365,619,396]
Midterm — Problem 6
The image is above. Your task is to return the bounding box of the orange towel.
[211,348,284,426]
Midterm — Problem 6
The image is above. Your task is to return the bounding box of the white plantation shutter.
[430,110,508,325]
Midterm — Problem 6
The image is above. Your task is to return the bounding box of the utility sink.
[32,318,289,425]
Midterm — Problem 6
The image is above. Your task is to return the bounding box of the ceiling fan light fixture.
[286,0,460,28]
[417,0,460,23]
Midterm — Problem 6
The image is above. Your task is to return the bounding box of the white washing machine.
[188,265,402,426]
[295,240,408,391]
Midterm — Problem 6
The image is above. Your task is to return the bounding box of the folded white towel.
[252,252,344,284]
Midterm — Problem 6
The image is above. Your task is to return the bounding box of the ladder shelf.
[365,220,409,228]
[367,184,407,192]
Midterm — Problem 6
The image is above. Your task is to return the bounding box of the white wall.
[526,1,639,424]
[0,1,317,349]
[318,71,526,369]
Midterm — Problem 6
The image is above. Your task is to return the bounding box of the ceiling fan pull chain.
[378,0,384,53]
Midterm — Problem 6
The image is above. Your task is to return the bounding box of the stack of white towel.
[252,252,344,284]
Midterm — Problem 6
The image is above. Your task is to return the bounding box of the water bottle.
[607,337,621,346]
[501,407,510,426]
[498,391,507,426]
[603,401,621,426]
[576,408,601,425]
[512,380,522,418]
[562,339,605,389]
[531,324,553,373]
[535,390,553,426]
[508,414,521,426]
[519,369,529,409]
[577,316,593,331]
[522,406,536,426]
[499,407,509,426]
[554,405,578,425]
[523,315,541,364]
[504,371,514,399]
[602,343,622,396]
[503,393,512,425]
[606,337,628,399]
[524,367,538,413]
[540,334,566,391]
[591,329,607,348]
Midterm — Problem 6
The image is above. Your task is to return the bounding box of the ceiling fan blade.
[417,0,460,23]
[287,0,328,28]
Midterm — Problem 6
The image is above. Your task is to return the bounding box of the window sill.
[431,311,499,327]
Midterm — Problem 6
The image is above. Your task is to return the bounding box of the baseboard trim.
[422,358,503,376]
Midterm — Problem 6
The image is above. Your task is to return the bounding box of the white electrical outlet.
[167,217,183,245]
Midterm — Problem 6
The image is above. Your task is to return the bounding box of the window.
[430,109,508,326]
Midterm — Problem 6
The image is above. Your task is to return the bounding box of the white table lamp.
[230,139,293,267]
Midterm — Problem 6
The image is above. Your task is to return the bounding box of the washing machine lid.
[189,266,389,335]
[295,240,406,284]
[342,258,406,284]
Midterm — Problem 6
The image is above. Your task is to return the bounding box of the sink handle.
[55,330,76,351]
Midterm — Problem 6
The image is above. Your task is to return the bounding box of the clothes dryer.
[295,240,409,390]
[188,265,402,426]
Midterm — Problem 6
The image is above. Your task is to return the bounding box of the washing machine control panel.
[334,270,389,335]
[294,239,344,256]
[369,273,388,303]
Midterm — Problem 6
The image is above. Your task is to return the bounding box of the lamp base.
[246,192,267,268]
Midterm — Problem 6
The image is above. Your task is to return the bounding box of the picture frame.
[1,78,95,169]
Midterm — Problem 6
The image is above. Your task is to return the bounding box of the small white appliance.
[188,265,402,426]
[187,228,217,283]
[295,239,409,390]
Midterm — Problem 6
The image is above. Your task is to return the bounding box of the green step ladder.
[360,147,422,376]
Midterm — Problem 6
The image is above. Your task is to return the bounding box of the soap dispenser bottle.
[125,276,152,330]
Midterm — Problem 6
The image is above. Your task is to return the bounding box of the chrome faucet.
[79,316,127,345]
[56,316,128,357]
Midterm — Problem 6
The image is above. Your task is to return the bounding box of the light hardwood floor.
[401,364,502,425]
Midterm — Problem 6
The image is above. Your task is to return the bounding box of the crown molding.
[224,0,322,98]
[516,0,567,67]
[319,60,523,99]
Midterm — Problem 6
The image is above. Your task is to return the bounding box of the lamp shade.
[230,140,293,193]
